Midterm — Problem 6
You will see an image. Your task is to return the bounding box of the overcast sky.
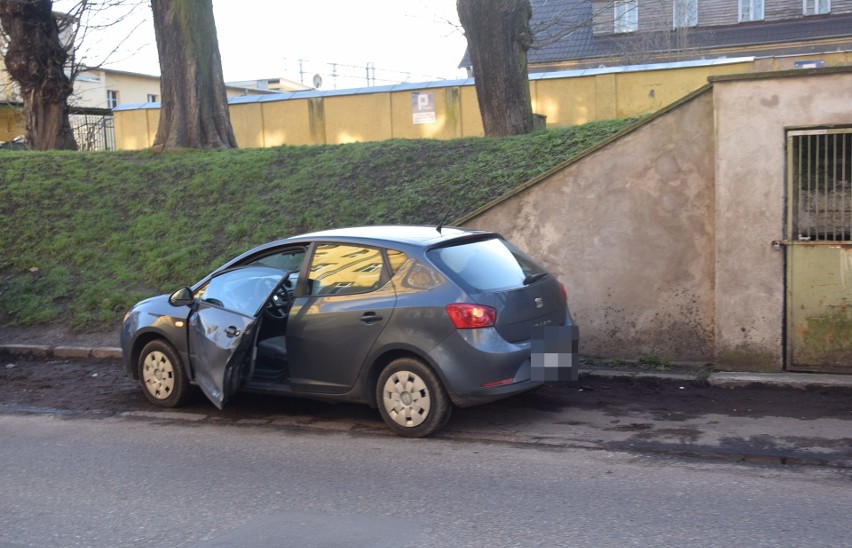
[57,0,469,89]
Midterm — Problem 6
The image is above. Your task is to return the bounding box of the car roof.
[289,225,494,247]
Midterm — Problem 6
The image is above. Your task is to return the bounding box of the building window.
[787,129,852,241]
[614,0,638,33]
[147,94,158,102]
[673,0,698,27]
[803,0,830,15]
[739,0,764,21]
[106,90,119,108]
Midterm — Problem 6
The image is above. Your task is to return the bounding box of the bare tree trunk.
[0,0,77,150]
[150,0,236,151]
[457,0,534,136]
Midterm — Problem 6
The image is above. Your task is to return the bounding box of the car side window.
[250,248,305,289]
[250,248,305,272]
[386,249,407,274]
[308,244,385,296]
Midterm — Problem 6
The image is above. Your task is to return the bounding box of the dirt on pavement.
[2,349,851,423]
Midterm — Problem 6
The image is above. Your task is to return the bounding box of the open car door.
[187,266,288,409]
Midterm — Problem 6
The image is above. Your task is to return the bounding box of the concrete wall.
[0,68,20,142]
[113,57,764,150]
[113,108,159,151]
[460,67,852,371]
[463,90,718,362]
[388,87,464,140]
[112,51,852,151]
[0,106,18,142]
[712,69,852,371]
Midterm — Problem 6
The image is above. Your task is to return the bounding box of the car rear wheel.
[376,357,452,438]
[138,340,189,408]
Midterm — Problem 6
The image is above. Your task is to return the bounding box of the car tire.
[138,340,190,408]
[376,357,452,438]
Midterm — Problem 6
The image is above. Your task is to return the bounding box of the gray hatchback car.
[121,225,579,437]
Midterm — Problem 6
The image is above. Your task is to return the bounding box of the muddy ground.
[2,350,850,424]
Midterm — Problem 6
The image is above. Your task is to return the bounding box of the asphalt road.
[2,354,852,546]
[2,353,852,467]
[1,412,851,548]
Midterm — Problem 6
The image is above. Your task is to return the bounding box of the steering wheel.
[264,278,293,320]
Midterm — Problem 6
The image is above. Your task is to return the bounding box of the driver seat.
[256,335,287,363]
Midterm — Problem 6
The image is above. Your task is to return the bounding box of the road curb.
[708,372,852,390]
[579,367,852,392]
[581,368,698,382]
[1,344,122,360]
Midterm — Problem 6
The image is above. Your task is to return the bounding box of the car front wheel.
[138,340,190,408]
[376,357,452,438]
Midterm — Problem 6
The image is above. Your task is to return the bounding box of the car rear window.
[427,238,547,292]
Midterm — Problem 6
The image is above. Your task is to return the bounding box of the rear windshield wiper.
[523,272,548,285]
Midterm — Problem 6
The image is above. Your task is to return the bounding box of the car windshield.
[427,238,547,293]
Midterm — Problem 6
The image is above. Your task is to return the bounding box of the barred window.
[788,129,852,242]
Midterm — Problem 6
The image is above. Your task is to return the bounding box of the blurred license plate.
[531,325,579,382]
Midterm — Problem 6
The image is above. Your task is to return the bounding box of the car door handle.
[360,312,383,324]
[225,326,241,337]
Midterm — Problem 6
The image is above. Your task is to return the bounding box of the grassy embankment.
[0,119,636,332]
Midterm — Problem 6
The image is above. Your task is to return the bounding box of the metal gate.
[70,112,115,151]
[784,128,852,373]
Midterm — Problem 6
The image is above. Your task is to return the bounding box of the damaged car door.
[188,266,287,408]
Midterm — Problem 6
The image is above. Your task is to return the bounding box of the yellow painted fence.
[113,52,851,150]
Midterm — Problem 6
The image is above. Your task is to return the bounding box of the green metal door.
[787,243,852,372]
[786,129,852,373]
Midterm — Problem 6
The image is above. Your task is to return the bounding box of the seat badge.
[534,297,544,309]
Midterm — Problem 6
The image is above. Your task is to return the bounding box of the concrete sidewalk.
[3,341,852,392]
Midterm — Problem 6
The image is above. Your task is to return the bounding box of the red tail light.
[560,283,568,303]
[445,304,496,329]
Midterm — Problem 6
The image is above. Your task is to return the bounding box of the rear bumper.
[450,374,544,407]
[428,322,579,407]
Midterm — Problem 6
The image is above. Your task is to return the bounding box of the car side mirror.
[168,287,194,307]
